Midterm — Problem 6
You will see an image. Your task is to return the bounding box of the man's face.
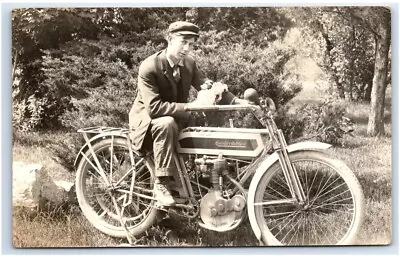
[167,34,196,61]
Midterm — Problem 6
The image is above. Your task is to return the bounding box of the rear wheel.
[75,137,158,238]
[253,151,364,246]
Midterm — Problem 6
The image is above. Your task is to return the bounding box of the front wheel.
[253,151,364,246]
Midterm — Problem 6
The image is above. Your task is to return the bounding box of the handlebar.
[185,104,262,112]
[185,97,276,114]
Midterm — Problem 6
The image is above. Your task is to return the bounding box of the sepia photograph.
[11,6,392,248]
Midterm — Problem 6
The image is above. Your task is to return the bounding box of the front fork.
[267,126,306,204]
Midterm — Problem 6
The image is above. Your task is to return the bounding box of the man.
[129,21,250,206]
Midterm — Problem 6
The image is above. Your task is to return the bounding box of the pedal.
[154,203,170,212]
[155,198,199,218]
[155,204,180,218]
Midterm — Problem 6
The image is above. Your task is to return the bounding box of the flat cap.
[168,21,200,37]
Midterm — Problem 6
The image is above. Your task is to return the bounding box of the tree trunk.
[12,50,18,83]
[319,25,346,99]
[367,17,390,136]
[335,76,346,99]
[349,25,357,101]
[364,81,373,101]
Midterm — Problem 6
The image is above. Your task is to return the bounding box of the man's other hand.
[192,89,217,105]
[200,79,213,90]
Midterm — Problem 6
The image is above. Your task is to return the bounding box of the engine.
[177,126,270,231]
[193,153,247,232]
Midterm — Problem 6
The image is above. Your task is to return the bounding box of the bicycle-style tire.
[75,137,158,238]
[253,151,364,246]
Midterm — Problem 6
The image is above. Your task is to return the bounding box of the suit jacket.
[129,49,234,151]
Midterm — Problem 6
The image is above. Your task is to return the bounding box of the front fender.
[74,132,130,169]
[246,141,331,244]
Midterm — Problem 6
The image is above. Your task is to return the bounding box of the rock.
[12,162,41,208]
[12,161,75,209]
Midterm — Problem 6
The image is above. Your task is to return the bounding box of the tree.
[350,7,391,136]
[280,7,376,101]
[280,7,391,136]
[12,8,106,130]
[186,7,293,47]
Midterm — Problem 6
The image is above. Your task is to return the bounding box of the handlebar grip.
[264,97,276,112]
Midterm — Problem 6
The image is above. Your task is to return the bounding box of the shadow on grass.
[357,174,391,202]
[131,213,260,247]
[347,113,392,125]
[339,130,391,149]
[346,94,392,125]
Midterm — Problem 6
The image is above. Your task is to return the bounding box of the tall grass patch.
[13,206,121,247]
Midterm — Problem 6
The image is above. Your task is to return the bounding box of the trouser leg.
[149,116,179,177]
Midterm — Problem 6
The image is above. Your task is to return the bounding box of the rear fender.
[246,141,331,243]
[74,132,130,169]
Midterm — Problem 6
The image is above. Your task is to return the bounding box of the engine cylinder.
[210,154,226,189]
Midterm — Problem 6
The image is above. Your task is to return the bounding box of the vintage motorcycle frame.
[74,102,364,246]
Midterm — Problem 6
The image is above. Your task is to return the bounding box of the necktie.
[172,64,181,83]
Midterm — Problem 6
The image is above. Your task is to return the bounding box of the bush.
[28,32,301,132]
[42,38,159,130]
[12,36,166,132]
[57,55,136,130]
[275,99,350,146]
[12,94,45,132]
[187,37,302,129]
[195,39,302,107]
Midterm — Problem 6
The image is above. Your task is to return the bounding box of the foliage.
[281,7,377,101]
[275,99,350,145]
[321,9,376,100]
[12,8,103,130]
[196,40,302,105]
[188,7,293,47]
[12,94,47,132]
[186,37,302,129]
[13,6,387,139]
[48,39,149,130]
[12,7,295,132]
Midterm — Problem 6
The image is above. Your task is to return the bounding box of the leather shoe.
[154,182,175,206]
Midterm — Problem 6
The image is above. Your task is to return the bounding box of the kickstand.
[111,196,137,246]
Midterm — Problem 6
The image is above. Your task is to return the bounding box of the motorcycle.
[73,90,364,246]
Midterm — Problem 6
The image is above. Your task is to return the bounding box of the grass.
[12,206,121,247]
[330,101,392,246]
[12,86,392,247]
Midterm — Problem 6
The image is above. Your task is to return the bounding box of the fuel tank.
[177,127,269,158]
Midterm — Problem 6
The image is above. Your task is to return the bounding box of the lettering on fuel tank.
[179,137,257,150]
[215,139,248,148]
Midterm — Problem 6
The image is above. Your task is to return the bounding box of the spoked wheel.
[254,151,364,246]
[75,137,158,238]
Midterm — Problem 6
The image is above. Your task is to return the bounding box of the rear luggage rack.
[77,126,130,135]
